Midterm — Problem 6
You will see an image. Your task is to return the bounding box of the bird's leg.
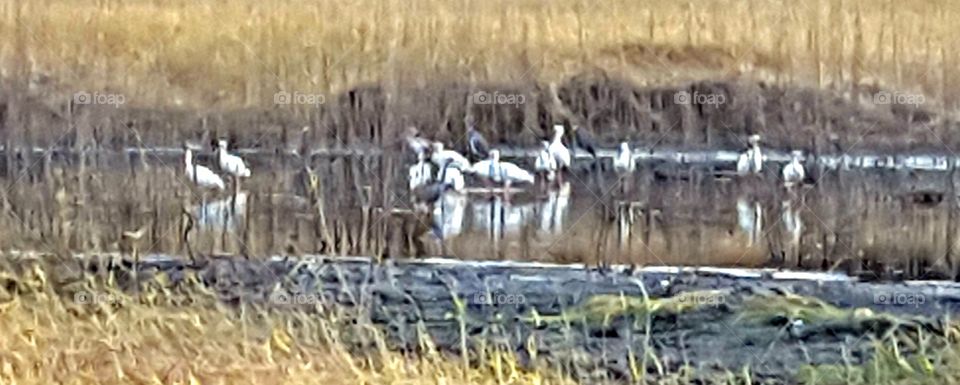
[439,196,447,257]
[182,211,196,264]
[132,244,140,295]
[503,181,512,204]
[232,176,239,214]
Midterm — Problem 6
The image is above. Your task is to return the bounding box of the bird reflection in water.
[538,182,571,236]
[736,196,763,247]
[472,195,535,239]
[431,192,467,239]
[193,191,248,231]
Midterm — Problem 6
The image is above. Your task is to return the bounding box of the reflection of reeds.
[3,150,960,279]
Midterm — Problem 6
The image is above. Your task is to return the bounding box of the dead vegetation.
[2,0,958,108]
[0,256,576,385]
[2,255,960,384]
[0,0,957,152]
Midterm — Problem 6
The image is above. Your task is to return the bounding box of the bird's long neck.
[438,162,449,183]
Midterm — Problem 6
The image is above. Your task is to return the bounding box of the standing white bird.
[736,152,751,176]
[442,166,466,192]
[548,125,572,185]
[184,148,225,190]
[430,142,472,171]
[217,140,251,178]
[534,140,558,183]
[613,142,635,174]
[782,150,805,187]
[408,152,434,191]
[747,134,763,174]
[471,149,534,199]
[736,135,763,176]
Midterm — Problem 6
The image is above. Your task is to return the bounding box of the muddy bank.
[13,254,960,383]
[1,75,952,153]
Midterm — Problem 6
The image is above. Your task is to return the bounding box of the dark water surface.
[1,149,958,280]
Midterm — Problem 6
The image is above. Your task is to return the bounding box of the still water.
[0,149,957,280]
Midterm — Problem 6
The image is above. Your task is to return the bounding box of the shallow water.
[1,148,958,280]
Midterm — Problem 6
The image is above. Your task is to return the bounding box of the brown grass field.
[1,0,957,110]
[0,263,576,385]
[2,257,960,385]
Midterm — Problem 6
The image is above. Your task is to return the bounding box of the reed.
[0,0,956,110]
[0,261,576,385]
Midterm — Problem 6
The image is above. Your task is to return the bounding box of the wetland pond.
[2,147,959,281]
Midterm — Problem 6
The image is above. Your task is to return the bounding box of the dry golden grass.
[2,259,960,384]
[0,280,572,385]
[0,0,957,109]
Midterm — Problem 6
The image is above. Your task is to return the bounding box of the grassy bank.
[0,0,957,110]
[3,256,960,384]
[0,269,573,385]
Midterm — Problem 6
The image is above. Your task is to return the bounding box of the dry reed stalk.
[0,0,957,109]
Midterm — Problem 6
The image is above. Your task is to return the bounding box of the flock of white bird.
[176,129,806,246]
[405,128,808,206]
[182,129,806,199]
[736,134,806,186]
[407,124,638,201]
[183,140,252,190]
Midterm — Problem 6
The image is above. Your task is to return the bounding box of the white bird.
[549,125,572,169]
[782,150,805,187]
[534,140,558,182]
[747,134,763,174]
[408,153,434,191]
[735,135,763,176]
[736,152,751,176]
[430,142,472,171]
[184,148,225,190]
[613,142,635,174]
[471,149,535,186]
[442,166,466,192]
[404,126,431,157]
[217,140,251,178]
[548,125,572,185]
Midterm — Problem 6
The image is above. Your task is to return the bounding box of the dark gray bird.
[467,127,491,161]
[572,125,598,158]
[412,159,456,208]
